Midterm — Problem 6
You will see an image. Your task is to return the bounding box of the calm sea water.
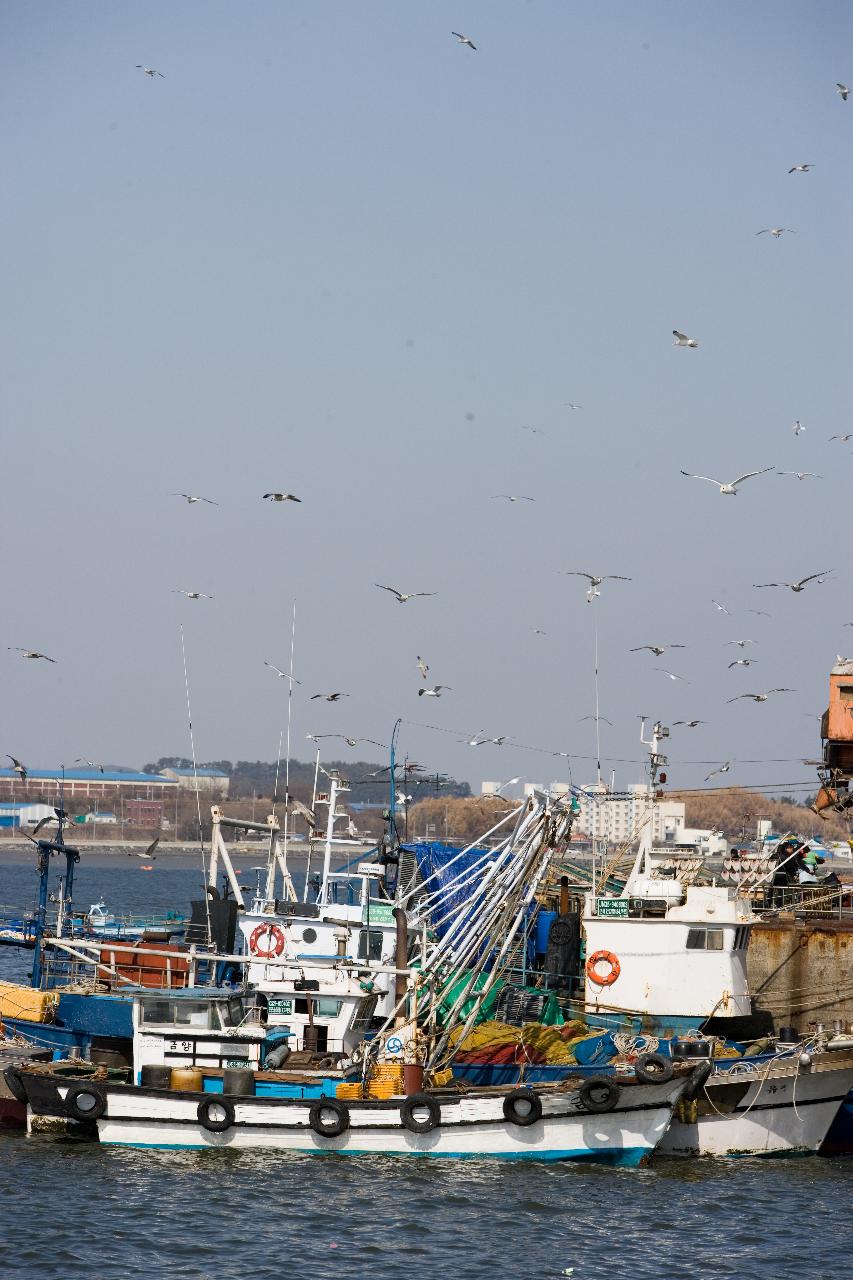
[2,852,852,1280]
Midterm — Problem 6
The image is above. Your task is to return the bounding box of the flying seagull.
[748,609,771,617]
[264,662,301,684]
[416,656,429,681]
[673,720,706,728]
[629,644,686,656]
[829,434,852,443]
[7,754,27,782]
[481,777,523,798]
[310,692,349,702]
[565,572,631,588]
[753,572,831,593]
[727,689,794,704]
[705,761,731,781]
[711,599,731,615]
[673,330,699,348]
[174,493,218,505]
[578,715,614,726]
[838,84,850,101]
[290,799,317,830]
[756,228,795,238]
[531,628,547,636]
[728,639,756,648]
[565,571,631,605]
[172,590,213,599]
[680,467,773,495]
[131,837,160,861]
[728,658,758,668]
[777,471,821,481]
[75,758,105,773]
[451,31,477,50]
[375,584,437,603]
[565,403,583,411]
[136,66,165,77]
[788,163,814,174]
[419,686,452,697]
[491,494,535,503]
[7,648,57,662]
[654,668,689,682]
[792,420,806,435]
[263,492,301,503]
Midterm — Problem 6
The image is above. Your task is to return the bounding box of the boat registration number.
[596,897,628,917]
[268,998,293,1016]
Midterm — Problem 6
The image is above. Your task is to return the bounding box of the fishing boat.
[14,1070,690,1163]
[659,1038,853,1157]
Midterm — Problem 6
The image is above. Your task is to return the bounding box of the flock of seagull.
[6,36,849,802]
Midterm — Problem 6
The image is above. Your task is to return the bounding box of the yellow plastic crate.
[372,1064,405,1080]
[428,1068,454,1089]
[0,982,56,1023]
[365,1080,402,1099]
[335,1082,365,1100]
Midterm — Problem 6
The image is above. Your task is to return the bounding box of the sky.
[2,2,851,804]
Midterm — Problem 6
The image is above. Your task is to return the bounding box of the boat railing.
[754,882,853,920]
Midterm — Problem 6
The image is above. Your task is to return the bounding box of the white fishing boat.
[659,1040,853,1157]
[16,1061,692,1164]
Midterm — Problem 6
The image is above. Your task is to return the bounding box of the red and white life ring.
[249,923,286,959]
[585,950,621,987]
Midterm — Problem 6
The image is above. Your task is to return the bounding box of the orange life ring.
[249,922,286,959]
[586,950,620,986]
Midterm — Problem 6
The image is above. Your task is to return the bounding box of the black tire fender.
[65,1082,107,1122]
[3,1065,28,1104]
[685,1060,713,1100]
[400,1092,441,1134]
[577,1077,620,1114]
[309,1097,350,1138]
[197,1095,235,1133]
[634,1052,674,1085]
[502,1088,543,1127]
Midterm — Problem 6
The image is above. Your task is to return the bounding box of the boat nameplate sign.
[364,902,395,924]
[268,998,294,1016]
[596,897,628,918]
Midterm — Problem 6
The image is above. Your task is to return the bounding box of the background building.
[0,802,56,829]
[574,783,686,844]
[0,768,177,803]
[158,767,230,797]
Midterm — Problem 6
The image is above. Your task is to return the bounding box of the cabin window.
[734,926,750,951]
[223,997,248,1026]
[685,928,724,951]
[358,929,384,961]
[351,994,378,1031]
[315,998,343,1018]
[839,684,853,701]
[140,999,214,1028]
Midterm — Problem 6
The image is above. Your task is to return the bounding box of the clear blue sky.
[2,2,851,800]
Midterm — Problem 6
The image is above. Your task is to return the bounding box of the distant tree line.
[143,756,471,806]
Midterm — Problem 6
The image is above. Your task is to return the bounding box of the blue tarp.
[404,841,535,969]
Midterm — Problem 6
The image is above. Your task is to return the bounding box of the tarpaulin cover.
[405,841,536,967]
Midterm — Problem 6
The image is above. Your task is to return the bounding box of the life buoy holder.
[586,950,621,986]
[249,922,286,959]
